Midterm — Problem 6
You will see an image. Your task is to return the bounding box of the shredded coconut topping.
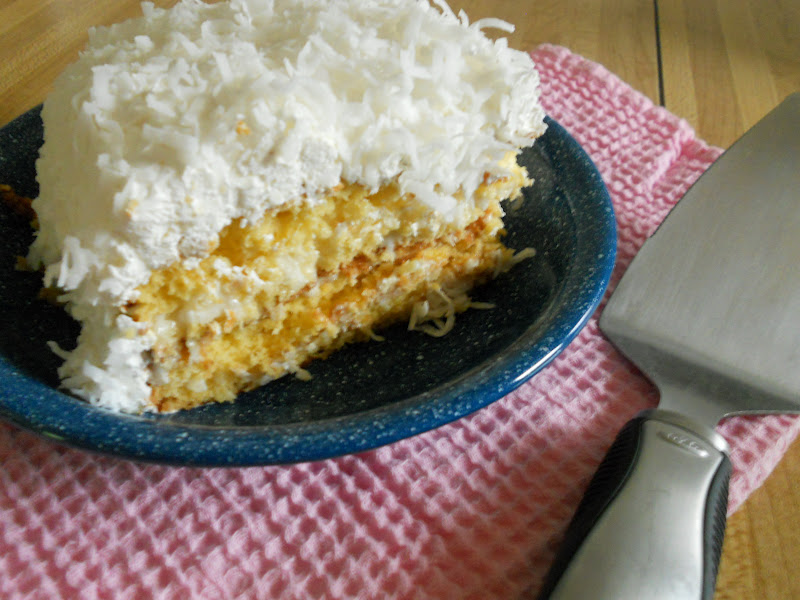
[27,0,546,412]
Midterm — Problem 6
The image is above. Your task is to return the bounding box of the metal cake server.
[539,93,800,599]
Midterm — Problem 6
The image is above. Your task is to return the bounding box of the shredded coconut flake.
[510,247,537,265]
[408,286,465,337]
[472,17,515,33]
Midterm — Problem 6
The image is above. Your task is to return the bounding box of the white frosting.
[29,0,547,412]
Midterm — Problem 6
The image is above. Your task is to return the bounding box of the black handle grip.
[703,452,731,598]
[537,416,646,599]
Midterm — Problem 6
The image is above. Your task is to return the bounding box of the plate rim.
[0,112,616,466]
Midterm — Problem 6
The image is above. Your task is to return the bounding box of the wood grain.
[1,1,798,597]
[717,439,800,599]
[660,0,800,148]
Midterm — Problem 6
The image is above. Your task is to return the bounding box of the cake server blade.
[539,92,800,600]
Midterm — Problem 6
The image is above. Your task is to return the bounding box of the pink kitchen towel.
[1,44,799,600]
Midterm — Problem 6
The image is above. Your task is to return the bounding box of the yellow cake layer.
[122,155,530,411]
[150,217,513,411]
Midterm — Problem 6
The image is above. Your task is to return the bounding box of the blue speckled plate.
[0,108,615,466]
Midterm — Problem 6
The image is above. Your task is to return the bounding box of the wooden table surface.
[1,1,798,597]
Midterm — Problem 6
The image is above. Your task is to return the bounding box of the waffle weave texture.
[1,44,799,600]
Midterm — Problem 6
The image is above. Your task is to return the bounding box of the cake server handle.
[537,409,731,600]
